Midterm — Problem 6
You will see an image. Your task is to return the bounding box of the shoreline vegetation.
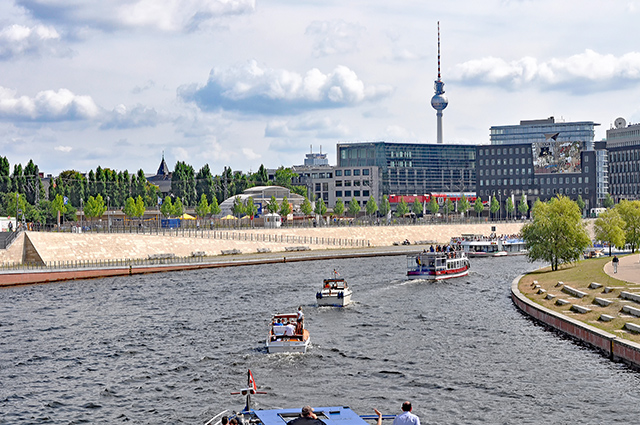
[517,255,640,344]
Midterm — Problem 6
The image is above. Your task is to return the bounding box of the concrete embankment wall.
[511,275,640,369]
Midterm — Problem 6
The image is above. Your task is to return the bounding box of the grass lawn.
[518,255,640,344]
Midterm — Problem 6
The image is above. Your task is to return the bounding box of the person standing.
[287,406,325,425]
[297,306,304,327]
[392,402,420,425]
[613,255,619,274]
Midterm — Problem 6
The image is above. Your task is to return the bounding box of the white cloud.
[451,50,640,93]
[54,145,72,152]
[265,116,349,139]
[242,148,261,160]
[0,86,99,121]
[0,24,64,59]
[172,146,189,162]
[305,20,365,57]
[100,104,159,129]
[17,0,256,32]
[179,60,393,115]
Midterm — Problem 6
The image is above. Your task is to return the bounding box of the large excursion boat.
[406,250,470,281]
[316,270,353,307]
[451,234,527,258]
[265,313,310,354]
[205,370,391,425]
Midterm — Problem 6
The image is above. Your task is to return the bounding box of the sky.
[2,0,640,177]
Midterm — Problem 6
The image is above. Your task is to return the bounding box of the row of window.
[480,168,531,177]
[335,190,370,198]
[478,147,532,156]
[479,157,532,166]
[479,176,589,187]
[334,168,370,177]
[611,174,639,184]
[478,187,589,196]
[335,180,371,187]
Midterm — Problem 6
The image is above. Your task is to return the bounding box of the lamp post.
[15,192,18,230]
[106,196,110,233]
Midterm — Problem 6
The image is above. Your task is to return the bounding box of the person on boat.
[374,409,383,425]
[284,322,296,336]
[392,401,420,425]
[222,416,228,425]
[287,406,325,425]
[297,306,304,326]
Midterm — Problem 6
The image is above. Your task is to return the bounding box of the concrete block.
[545,293,556,300]
[562,285,588,298]
[556,299,571,306]
[594,297,613,307]
[622,305,640,317]
[620,291,640,304]
[625,323,640,333]
[571,305,592,314]
[589,282,603,289]
[604,286,624,293]
[599,314,615,322]
[556,281,564,287]
[537,288,546,295]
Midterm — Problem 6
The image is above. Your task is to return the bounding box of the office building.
[607,117,640,201]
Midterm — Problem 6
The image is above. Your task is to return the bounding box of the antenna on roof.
[437,21,441,80]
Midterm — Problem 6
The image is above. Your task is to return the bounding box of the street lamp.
[106,196,110,233]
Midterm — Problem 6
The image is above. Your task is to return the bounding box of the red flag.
[248,370,257,392]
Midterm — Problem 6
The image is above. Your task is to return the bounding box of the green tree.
[172,162,196,206]
[443,199,454,217]
[274,167,298,188]
[84,195,107,223]
[506,196,515,220]
[160,196,174,218]
[279,196,292,217]
[300,196,313,216]
[521,196,591,271]
[379,195,390,218]
[603,193,615,209]
[135,195,145,218]
[333,198,345,216]
[616,200,640,252]
[412,198,423,216]
[195,193,211,218]
[252,164,268,186]
[474,196,483,218]
[123,197,137,218]
[428,197,439,216]
[396,198,409,217]
[172,197,184,217]
[365,196,378,218]
[518,195,529,219]
[314,198,327,216]
[195,164,215,204]
[231,196,245,217]
[244,196,258,218]
[458,195,470,217]
[348,197,361,217]
[0,156,11,194]
[51,193,67,225]
[594,208,626,257]
[266,195,279,214]
[576,194,586,216]
[210,195,221,216]
[490,196,500,219]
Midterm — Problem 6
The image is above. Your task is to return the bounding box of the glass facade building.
[490,117,598,150]
[607,120,640,201]
[336,142,476,196]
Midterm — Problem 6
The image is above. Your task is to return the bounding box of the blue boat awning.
[254,406,370,425]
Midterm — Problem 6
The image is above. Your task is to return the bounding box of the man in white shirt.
[284,322,296,336]
[392,402,420,425]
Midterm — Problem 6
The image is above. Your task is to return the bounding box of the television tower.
[431,21,448,143]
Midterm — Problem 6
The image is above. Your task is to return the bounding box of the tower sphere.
[431,93,448,111]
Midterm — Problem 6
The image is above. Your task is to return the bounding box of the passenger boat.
[316,270,353,307]
[205,370,392,425]
[451,234,527,258]
[265,313,310,354]
[406,250,470,281]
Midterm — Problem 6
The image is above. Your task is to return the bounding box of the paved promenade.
[603,253,640,285]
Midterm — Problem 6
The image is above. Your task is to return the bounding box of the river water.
[1,255,640,424]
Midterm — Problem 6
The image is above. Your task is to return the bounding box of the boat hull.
[407,267,469,281]
[266,329,310,354]
[316,290,352,307]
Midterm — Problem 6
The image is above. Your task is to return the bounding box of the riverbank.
[512,255,640,369]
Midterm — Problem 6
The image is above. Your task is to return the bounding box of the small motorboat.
[407,250,470,281]
[316,270,353,307]
[265,313,310,354]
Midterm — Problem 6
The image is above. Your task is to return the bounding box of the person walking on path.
[392,401,420,425]
[613,255,619,273]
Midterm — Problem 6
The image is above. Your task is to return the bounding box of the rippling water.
[1,255,640,424]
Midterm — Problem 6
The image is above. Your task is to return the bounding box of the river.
[1,255,639,424]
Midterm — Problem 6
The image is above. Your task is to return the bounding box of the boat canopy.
[254,406,369,425]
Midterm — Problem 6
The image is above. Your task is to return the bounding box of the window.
[315,183,321,191]
[322,183,328,191]
[363,190,369,197]
[480,159,484,166]
[344,180,352,187]
[345,190,351,197]
[336,180,342,187]
[353,169,360,176]
[362,169,370,176]
[354,191,361,197]
[363,180,370,186]
[585,166,589,173]
[335,170,342,177]
[344,170,352,176]
[336,191,342,197]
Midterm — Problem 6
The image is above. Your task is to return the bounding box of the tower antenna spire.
[437,21,441,80]
[431,21,448,144]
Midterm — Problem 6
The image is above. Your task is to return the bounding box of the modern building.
[607,117,640,201]
[490,117,599,150]
[336,141,476,198]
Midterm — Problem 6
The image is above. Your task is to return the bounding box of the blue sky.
[1,0,640,176]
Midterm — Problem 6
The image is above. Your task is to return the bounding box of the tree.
[300,196,313,216]
[594,208,626,257]
[279,196,292,217]
[160,196,174,218]
[333,198,345,216]
[266,195,279,214]
[195,193,211,218]
[506,197,515,220]
[521,195,591,271]
[314,198,327,216]
[576,195,586,216]
[616,200,640,252]
[443,199,454,218]
[195,164,215,204]
[210,195,221,216]
[84,195,107,222]
[172,197,184,217]
[412,199,423,217]
[244,196,258,218]
[348,197,361,217]
[603,193,615,209]
[428,197,439,216]
[458,195,470,218]
[274,167,298,188]
[51,193,67,226]
[490,196,500,219]
[135,195,145,218]
[123,197,137,219]
[518,195,529,219]
[365,196,378,218]
[395,198,409,217]
[474,196,483,218]
[232,196,245,217]
[172,162,196,206]
[379,195,390,218]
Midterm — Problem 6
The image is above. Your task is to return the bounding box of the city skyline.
[1,0,640,176]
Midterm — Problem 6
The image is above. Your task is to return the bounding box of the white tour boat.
[316,270,353,307]
[265,313,310,354]
[451,234,527,258]
[406,250,470,281]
